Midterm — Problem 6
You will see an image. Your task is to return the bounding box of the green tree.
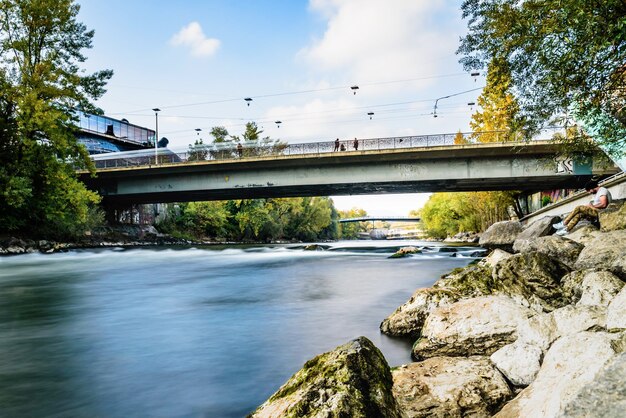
[458,0,626,159]
[0,0,112,238]
[338,207,368,240]
[182,201,230,238]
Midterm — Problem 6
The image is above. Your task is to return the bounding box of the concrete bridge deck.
[81,138,617,205]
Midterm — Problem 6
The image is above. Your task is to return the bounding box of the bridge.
[81,131,618,206]
[338,217,421,223]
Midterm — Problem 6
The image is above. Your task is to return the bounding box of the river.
[0,240,481,417]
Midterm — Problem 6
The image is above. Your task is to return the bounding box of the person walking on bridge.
[353,137,359,151]
[334,138,340,152]
[554,180,612,235]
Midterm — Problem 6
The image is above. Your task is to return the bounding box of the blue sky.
[78,0,481,216]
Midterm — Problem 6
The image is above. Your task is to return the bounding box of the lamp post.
[152,108,161,164]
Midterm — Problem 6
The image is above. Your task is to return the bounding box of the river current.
[0,240,480,417]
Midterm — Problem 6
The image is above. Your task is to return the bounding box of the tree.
[470,57,521,142]
[458,0,626,160]
[0,0,112,238]
[338,208,367,240]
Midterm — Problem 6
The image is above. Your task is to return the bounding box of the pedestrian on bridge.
[353,137,359,151]
[237,142,243,158]
[334,138,340,152]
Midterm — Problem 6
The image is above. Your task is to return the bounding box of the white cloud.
[169,22,220,57]
[299,0,459,89]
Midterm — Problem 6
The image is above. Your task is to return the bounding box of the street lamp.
[152,108,161,164]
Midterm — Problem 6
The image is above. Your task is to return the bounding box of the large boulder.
[249,337,402,418]
[607,286,626,330]
[576,270,624,307]
[551,304,607,336]
[516,312,559,351]
[392,356,512,417]
[479,221,523,252]
[490,341,543,387]
[513,215,562,253]
[493,252,571,312]
[480,249,512,268]
[564,224,600,246]
[494,332,623,418]
[516,236,583,268]
[380,288,459,337]
[381,264,494,337]
[575,230,626,280]
[598,199,626,232]
[559,352,626,418]
[412,295,533,360]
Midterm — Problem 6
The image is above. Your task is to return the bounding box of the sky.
[78,0,482,216]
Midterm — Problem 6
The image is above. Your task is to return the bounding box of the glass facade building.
[77,113,156,154]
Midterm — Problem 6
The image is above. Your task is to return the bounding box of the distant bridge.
[338,217,421,223]
[81,131,618,205]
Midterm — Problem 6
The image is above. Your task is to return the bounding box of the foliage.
[158,197,339,242]
[470,57,522,142]
[458,0,626,158]
[0,0,112,238]
[419,192,514,238]
[187,137,209,162]
[338,207,368,240]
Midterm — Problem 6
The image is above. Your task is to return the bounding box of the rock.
[564,224,601,246]
[513,215,562,253]
[577,270,624,307]
[598,199,626,232]
[249,337,402,418]
[303,244,324,251]
[380,288,459,337]
[561,270,586,304]
[494,332,622,418]
[389,246,421,258]
[517,312,558,351]
[490,341,543,387]
[412,295,533,360]
[575,230,626,280]
[381,264,496,337]
[551,305,607,336]
[517,236,583,269]
[559,352,626,418]
[6,245,26,254]
[479,220,523,252]
[493,252,571,312]
[607,286,626,330]
[392,356,512,417]
[480,249,512,268]
[432,263,496,298]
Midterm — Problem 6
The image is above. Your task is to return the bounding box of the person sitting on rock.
[554,180,612,235]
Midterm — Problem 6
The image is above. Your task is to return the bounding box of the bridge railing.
[91,128,564,169]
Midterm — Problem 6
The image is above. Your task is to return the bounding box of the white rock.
[490,341,543,387]
[412,295,533,359]
[494,332,621,418]
[481,248,512,268]
[551,305,607,337]
[517,312,558,351]
[577,270,624,307]
[607,286,626,330]
[392,356,512,417]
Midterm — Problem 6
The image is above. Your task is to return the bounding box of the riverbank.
[249,199,626,417]
[0,225,330,255]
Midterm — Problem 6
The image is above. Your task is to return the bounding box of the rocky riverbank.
[249,200,626,417]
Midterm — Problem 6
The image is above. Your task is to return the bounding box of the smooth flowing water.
[0,240,480,417]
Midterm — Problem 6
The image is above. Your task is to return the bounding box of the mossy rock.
[249,337,403,418]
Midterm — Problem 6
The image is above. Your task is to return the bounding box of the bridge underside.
[91,176,591,205]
